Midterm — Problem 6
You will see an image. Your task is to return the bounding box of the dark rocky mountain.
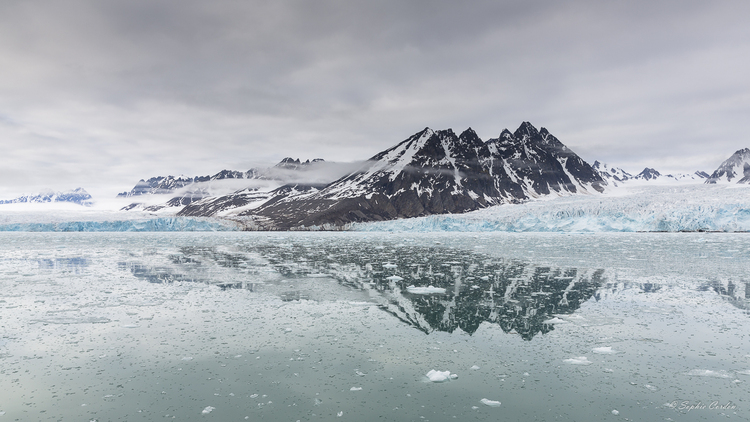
[635,167,661,181]
[275,157,325,170]
[117,175,202,197]
[0,188,93,206]
[705,148,750,184]
[197,122,607,229]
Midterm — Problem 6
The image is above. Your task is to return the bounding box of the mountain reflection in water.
[260,241,605,340]
[120,239,611,340]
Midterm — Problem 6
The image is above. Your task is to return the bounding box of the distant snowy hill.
[0,188,93,206]
[117,158,328,198]
[705,148,750,184]
[593,162,708,185]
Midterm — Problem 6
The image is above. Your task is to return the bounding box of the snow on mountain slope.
[354,184,750,232]
[592,161,633,183]
[706,148,750,184]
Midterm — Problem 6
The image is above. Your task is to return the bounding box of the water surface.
[0,232,748,421]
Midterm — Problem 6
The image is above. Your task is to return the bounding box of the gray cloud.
[1,0,749,199]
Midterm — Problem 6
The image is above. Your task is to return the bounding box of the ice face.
[355,184,750,233]
[0,231,748,421]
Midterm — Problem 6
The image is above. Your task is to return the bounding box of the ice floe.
[686,369,734,378]
[425,369,458,382]
[480,398,501,407]
[563,356,592,365]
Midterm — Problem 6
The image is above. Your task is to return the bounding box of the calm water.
[0,232,748,421]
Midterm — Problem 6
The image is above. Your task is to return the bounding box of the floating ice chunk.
[470,365,480,370]
[644,384,659,391]
[386,275,404,282]
[686,369,733,378]
[337,411,343,417]
[611,409,619,415]
[563,356,592,365]
[181,356,194,361]
[426,369,457,382]
[201,406,215,415]
[592,347,618,354]
[407,285,446,294]
[543,317,567,324]
[480,398,501,407]
[121,324,139,328]
[382,263,397,269]
[480,276,489,281]
[350,387,362,391]
[737,370,750,376]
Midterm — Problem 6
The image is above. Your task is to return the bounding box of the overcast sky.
[1,0,749,199]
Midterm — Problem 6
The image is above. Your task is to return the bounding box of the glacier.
[354,184,750,232]
[0,217,239,232]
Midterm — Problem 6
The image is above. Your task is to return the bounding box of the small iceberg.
[592,346,618,354]
[386,275,404,282]
[407,285,446,294]
[201,406,215,415]
[480,398,501,407]
[425,369,458,382]
[563,356,592,365]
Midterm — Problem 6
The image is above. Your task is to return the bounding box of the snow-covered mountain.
[182,122,605,228]
[593,162,709,185]
[0,188,93,206]
[705,148,750,184]
[117,158,332,199]
[592,161,633,183]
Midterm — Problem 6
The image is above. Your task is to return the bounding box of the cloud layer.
[1,0,749,198]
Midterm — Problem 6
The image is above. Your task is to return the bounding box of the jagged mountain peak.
[706,148,750,184]
[635,168,661,180]
[514,121,540,140]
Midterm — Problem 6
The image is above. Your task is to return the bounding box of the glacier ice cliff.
[0,217,239,232]
[354,184,750,232]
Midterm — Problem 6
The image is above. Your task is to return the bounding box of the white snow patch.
[406,285,446,294]
[201,406,215,415]
[543,317,567,324]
